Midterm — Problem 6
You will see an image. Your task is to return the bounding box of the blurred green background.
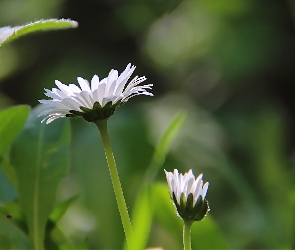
[1,0,295,249]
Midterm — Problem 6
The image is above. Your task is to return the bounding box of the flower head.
[164,169,209,222]
[38,63,153,124]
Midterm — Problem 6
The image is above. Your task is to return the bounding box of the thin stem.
[95,119,133,248]
[183,221,193,250]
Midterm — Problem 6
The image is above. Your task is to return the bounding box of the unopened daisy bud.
[38,63,153,124]
[164,169,209,223]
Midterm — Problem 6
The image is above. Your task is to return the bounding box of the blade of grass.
[127,111,186,250]
[144,111,187,183]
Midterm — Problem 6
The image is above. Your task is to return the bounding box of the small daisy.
[164,169,209,222]
[38,63,153,124]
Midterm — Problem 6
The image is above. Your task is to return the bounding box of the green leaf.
[10,105,71,250]
[152,183,182,246]
[127,111,186,250]
[128,186,154,250]
[0,105,30,187]
[0,200,28,235]
[47,223,75,250]
[43,196,79,250]
[0,209,30,249]
[0,19,78,47]
[0,171,18,202]
[0,105,29,157]
[49,195,79,223]
[145,111,186,182]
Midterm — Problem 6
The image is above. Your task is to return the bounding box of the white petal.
[55,80,73,96]
[69,84,82,93]
[123,76,147,93]
[106,79,117,97]
[91,75,100,92]
[101,96,116,107]
[52,87,69,99]
[94,82,106,105]
[191,174,203,194]
[164,170,173,195]
[46,114,66,124]
[78,91,94,108]
[61,97,82,110]
[44,89,61,100]
[77,77,91,92]
[114,64,136,95]
[202,182,209,200]
[194,180,203,201]
[108,69,118,84]
[106,69,118,93]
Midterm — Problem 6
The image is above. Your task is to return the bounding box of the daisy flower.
[38,63,153,124]
[164,169,209,222]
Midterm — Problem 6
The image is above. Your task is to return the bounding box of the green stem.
[183,221,193,250]
[95,119,133,248]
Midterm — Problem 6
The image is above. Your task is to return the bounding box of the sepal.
[172,192,210,223]
[66,101,118,122]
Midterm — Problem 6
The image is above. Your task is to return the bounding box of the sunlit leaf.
[10,105,71,249]
[0,19,78,47]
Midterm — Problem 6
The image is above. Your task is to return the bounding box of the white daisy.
[164,169,209,222]
[38,63,153,124]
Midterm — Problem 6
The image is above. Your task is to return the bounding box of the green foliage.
[0,200,28,235]
[10,106,71,249]
[0,206,30,249]
[128,111,186,250]
[0,19,78,47]
[128,185,153,250]
[0,106,29,188]
[250,109,293,248]
[144,111,187,183]
[50,195,79,223]
[0,105,29,158]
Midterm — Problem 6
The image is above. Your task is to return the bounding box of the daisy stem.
[183,221,193,250]
[95,119,133,248]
